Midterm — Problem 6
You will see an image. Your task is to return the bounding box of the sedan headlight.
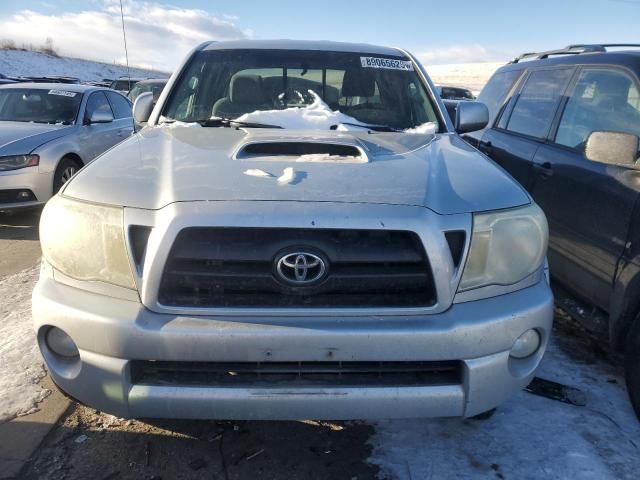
[458,203,548,291]
[40,195,135,289]
[0,154,39,171]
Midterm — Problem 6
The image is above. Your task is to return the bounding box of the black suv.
[464,44,640,418]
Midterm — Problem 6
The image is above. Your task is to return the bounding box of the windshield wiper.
[196,117,283,129]
[330,122,402,133]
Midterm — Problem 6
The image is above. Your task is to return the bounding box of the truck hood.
[64,125,529,215]
[0,121,73,156]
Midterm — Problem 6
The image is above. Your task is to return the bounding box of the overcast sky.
[0,0,637,72]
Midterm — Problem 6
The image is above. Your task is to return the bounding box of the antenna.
[118,0,131,91]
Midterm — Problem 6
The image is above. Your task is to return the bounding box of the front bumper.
[0,167,51,209]
[33,269,554,420]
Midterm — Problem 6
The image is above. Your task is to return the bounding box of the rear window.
[477,69,522,125]
[106,91,132,119]
[504,68,573,139]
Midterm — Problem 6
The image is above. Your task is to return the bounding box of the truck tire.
[625,316,640,420]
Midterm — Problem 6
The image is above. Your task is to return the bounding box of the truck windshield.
[0,88,82,124]
[162,49,440,131]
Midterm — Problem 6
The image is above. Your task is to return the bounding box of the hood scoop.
[234,141,368,163]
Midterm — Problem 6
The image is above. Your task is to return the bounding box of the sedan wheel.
[53,157,82,193]
[60,165,77,184]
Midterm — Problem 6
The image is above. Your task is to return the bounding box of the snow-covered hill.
[0,49,168,82]
[423,61,505,94]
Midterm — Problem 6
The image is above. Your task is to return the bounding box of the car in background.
[127,78,168,103]
[34,39,553,421]
[463,43,640,419]
[0,83,133,210]
[110,77,146,94]
[436,85,476,100]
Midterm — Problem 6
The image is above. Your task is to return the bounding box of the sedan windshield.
[162,49,440,131]
[0,88,82,124]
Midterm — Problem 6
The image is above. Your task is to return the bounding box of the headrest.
[230,74,264,104]
[341,69,376,97]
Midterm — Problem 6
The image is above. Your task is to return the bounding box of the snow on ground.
[368,335,640,480]
[0,49,167,82]
[425,62,506,93]
[0,265,48,421]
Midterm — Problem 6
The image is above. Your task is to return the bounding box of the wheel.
[53,157,82,193]
[625,317,640,420]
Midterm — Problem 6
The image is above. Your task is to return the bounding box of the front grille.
[158,228,436,308]
[130,360,462,387]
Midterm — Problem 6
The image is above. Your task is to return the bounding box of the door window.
[505,68,573,139]
[477,69,522,125]
[84,91,113,122]
[106,91,132,119]
[555,68,640,149]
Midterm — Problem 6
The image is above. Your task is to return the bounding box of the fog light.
[510,329,541,359]
[45,327,79,358]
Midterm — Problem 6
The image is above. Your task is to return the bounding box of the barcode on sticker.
[48,90,77,97]
[360,57,414,71]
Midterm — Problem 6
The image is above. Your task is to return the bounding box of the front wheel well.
[60,153,84,167]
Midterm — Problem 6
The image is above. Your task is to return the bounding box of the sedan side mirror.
[585,131,639,166]
[87,110,114,124]
[133,92,154,124]
[453,101,489,134]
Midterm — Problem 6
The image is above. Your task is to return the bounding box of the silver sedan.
[0,83,133,210]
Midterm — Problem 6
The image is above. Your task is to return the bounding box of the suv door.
[79,91,119,161]
[530,67,640,310]
[479,67,574,190]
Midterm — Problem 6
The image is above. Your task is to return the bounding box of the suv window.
[504,68,573,139]
[84,91,113,122]
[555,68,640,150]
[477,70,522,125]
[106,91,132,119]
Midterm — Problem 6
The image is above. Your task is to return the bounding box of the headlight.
[40,195,135,289]
[0,154,39,171]
[458,203,548,291]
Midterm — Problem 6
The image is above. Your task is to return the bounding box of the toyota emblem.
[276,252,327,285]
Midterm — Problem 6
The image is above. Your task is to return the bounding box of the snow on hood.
[235,90,365,130]
[234,90,436,134]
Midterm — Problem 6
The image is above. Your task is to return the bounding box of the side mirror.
[453,101,489,134]
[87,110,114,124]
[133,92,154,124]
[585,131,639,166]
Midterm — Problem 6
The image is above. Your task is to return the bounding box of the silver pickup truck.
[33,40,553,420]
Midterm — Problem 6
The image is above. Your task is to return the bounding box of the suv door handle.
[533,162,553,178]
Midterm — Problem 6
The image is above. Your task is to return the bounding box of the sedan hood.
[0,121,73,156]
[64,125,529,215]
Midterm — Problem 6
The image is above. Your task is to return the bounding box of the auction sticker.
[48,90,77,97]
[360,57,414,71]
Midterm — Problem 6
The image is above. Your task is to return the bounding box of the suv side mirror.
[453,101,489,134]
[87,110,114,124]
[133,92,154,124]
[585,131,639,166]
